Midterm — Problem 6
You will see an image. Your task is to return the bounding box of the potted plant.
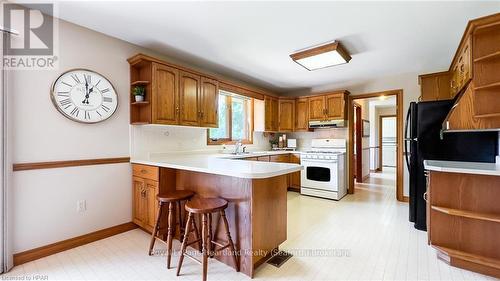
[269,133,279,149]
[132,85,145,102]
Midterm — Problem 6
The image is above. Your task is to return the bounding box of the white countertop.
[424,160,500,176]
[131,152,303,179]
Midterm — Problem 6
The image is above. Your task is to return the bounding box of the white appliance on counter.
[301,139,347,200]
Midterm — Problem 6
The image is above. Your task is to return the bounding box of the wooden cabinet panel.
[295,98,309,131]
[132,164,159,181]
[289,154,301,190]
[257,156,270,162]
[278,99,295,132]
[264,96,279,131]
[270,154,290,163]
[179,71,201,126]
[132,176,147,226]
[419,71,452,101]
[144,179,159,231]
[199,77,219,128]
[450,36,472,98]
[325,93,345,119]
[152,63,179,125]
[308,96,325,121]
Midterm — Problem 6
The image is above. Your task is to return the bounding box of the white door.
[382,117,397,167]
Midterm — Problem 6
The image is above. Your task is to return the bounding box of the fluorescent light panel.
[290,41,351,71]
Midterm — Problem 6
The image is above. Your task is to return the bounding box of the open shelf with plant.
[129,59,152,124]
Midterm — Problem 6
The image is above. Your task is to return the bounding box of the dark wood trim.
[378,114,397,171]
[13,222,137,266]
[348,89,404,202]
[13,157,130,171]
[354,103,362,184]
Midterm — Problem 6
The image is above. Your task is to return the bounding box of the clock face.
[51,69,118,123]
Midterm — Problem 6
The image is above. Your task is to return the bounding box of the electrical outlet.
[77,200,86,213]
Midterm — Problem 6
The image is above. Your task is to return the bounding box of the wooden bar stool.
[176,197,239,281]
[148,190,201,269]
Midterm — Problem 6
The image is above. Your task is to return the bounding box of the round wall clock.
[50,69,118,123]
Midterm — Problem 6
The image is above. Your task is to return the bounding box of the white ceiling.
[45,1,500,93]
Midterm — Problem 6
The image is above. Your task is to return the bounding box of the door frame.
[347,89,405,202]
[353,102,362,182]
[379,114,397,170]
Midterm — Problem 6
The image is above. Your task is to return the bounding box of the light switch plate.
[77,200,86,212]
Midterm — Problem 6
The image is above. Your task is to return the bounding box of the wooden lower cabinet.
[288,154,301,192]
[427,171,500,278]
[132,165,160,232]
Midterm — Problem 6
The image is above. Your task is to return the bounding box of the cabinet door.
[271,98,279,131]
[199,77,219,128]
[144,179,159,232]
[289,154,301,189]
[295,98,309,131]
[325,93,345,119]
[179,71,201,126]
[270,154,290,163]
[265,96,279,131]
[308,96,325,121]
[132,176,146,227]
[278,99,295,132]
[420,72,451,101]
[152,63,179,125]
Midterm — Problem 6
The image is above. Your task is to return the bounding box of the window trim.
[207,94,254,145]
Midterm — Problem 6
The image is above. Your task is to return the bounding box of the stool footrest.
[184,253,202,264]
[187,239,202,247]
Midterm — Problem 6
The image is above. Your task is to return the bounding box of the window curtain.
[1,28,14,273]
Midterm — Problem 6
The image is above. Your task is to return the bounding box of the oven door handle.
[302,160,338,164]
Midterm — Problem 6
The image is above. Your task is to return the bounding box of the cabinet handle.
[141,189,146,198]
[423,192,428,202]
[140,169,147,174]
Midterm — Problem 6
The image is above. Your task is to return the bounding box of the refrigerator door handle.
[404,108,412,171]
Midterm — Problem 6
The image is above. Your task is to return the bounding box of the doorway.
[379,115,397,170]
[353,103,362,183]
[347,90,405,202]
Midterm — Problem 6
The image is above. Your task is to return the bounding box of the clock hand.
[82,77,89,104]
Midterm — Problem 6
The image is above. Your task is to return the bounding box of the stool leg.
[221,210,239,272]
[177,201,184,241]
[148,202,163,256]
[192,214,202,251]
[201,214,209,281]
[166,202,175,269]
[176,212,193,276]
[207,213,213,258]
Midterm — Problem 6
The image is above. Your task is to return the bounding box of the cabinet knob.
[141,169,147,174]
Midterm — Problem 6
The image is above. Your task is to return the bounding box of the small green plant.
[132,85,145,96]
[269,133,279,146]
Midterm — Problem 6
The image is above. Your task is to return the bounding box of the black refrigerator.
[405,100,498,231]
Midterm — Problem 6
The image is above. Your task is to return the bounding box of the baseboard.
[362,174,370,181]
[13,222,137,266]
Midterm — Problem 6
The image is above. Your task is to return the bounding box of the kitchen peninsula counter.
[131,152,302,278]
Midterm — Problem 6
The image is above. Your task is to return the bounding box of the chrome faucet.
[234,140,242,154]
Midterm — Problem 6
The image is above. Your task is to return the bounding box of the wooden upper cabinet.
[325,93,345,119]
[419,71,452,101]
[278,99,295,132]
[264,96,279,131]
[308,96,326,121]
[152,63,179,125]
[199,77,219,128]
[295,98,309,131]
[179,71,201,126]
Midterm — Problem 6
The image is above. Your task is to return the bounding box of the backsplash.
[287,128,348,150]
[130,125,271,158]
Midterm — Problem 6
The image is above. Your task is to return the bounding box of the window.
[208,91,253,145]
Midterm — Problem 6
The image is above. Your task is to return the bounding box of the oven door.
[301,159,338,191]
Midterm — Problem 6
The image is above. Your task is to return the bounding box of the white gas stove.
[301,139,347,200]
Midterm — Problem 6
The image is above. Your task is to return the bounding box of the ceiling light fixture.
[290,41,351,71]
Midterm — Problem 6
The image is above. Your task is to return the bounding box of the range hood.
[309,120,346,129]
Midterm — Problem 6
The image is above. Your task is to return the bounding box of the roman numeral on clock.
[62,81,72,87]
[70,107,79,117]
[101,88,110,94]
[103,97,112,103]
[84,74,91,84]
[101,105,110,112]
[71,74,81,83]
[84,111,90,120]
[60,98,72,106]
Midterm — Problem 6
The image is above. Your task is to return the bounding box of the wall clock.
[51,69,118,123]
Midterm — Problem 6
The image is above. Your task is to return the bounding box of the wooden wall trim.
[13,222,137,266]
[13,157,130,171]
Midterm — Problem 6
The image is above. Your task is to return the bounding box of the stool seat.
[157,190,195,203]
[185,197,228,214]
